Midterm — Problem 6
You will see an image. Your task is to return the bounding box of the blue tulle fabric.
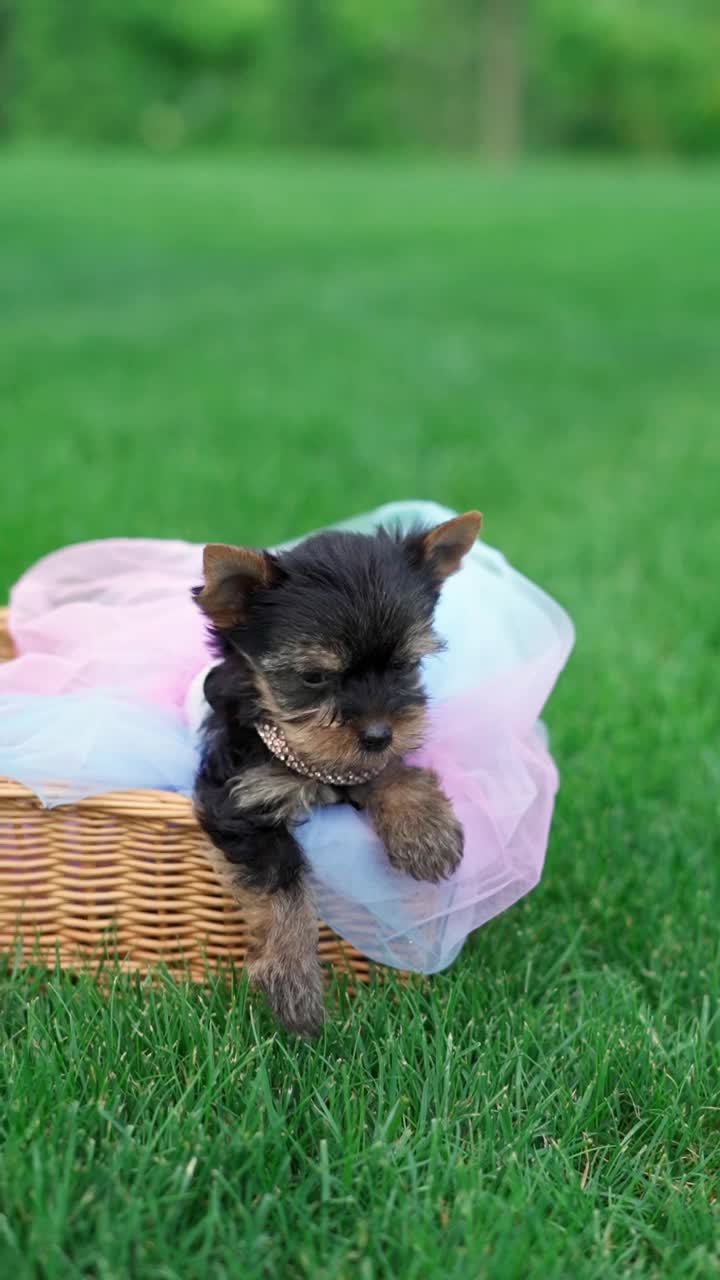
[0,692,197,806]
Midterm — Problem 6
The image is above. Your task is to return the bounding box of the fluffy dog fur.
[193,511,481,1035]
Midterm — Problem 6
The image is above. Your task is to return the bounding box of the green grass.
[1,147,719,1278]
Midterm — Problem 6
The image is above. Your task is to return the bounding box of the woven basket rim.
[0,776,197,821]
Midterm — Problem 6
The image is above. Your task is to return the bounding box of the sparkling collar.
[255,720,387,787]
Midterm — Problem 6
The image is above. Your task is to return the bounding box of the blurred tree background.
[1,0,720,156]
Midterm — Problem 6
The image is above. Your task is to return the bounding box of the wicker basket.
[0,607,370,981]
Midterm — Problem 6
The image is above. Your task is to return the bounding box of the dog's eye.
[301,670,330,688]
[390,657,415,673]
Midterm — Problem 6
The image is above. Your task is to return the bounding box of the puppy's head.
[194,512,481,771]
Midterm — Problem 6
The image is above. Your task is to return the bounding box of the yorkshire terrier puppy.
[193,511,481,1036]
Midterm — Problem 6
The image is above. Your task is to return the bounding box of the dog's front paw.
[249,952,325,1038]
[385,804,464,883]
[369,766,464,883]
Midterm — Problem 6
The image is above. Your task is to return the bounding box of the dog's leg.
[238,877,324,1036]
[360,763,464,883]
[197,779,325,1037]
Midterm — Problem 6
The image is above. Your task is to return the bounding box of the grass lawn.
[1,147,719,1278]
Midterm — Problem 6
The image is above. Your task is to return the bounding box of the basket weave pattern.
[0,608,369,980]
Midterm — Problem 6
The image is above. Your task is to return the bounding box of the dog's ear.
[194,544,283,629]
[407,511,482,584]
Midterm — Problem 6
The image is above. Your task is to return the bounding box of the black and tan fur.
[193,512,481,1036]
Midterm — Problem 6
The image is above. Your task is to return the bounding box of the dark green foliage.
[529,0,720,154]
[2,0,720,152]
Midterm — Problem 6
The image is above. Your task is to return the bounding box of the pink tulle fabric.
[3,538,210,706]
[0,502,574,971]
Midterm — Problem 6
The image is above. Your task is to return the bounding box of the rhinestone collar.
[255,720,387,787]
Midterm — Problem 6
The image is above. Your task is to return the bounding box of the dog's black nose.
[360,722,393,753]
